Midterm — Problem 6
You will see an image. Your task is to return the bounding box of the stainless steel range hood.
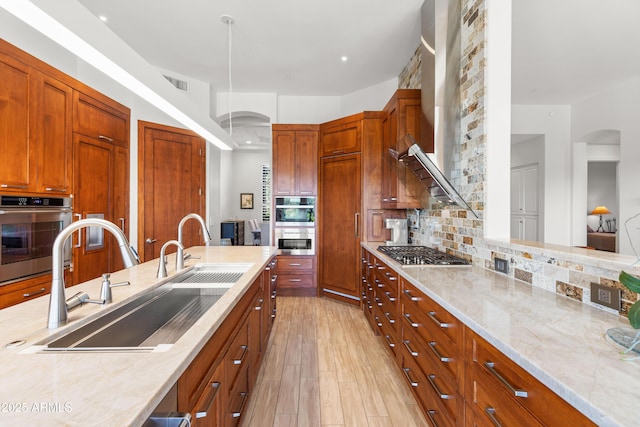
[394,134,478,218]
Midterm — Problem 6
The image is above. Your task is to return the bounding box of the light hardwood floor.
[241,297,428,427]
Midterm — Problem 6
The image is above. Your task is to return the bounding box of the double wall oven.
[0,195,72,284]
[274,197,315,255]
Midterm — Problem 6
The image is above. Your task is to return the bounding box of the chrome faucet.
[176,213,212,270]
[47,218,139,329]
[157,240,184,279]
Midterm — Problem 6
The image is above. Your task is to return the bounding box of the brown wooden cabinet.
[0,50,73,196]
[71,89,130,284]
[318,112,384,304]
[272,124,318,196]
[179,261,273,427]
[276,255,316,297]
[381,89,424,209]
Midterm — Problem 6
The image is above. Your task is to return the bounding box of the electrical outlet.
[590,282,621,310]
[494,257,509,274]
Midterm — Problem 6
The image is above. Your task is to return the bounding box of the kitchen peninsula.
[0,245,276,426]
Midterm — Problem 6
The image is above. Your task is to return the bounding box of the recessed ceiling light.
[341,56,348,62]
[98,15,107,22]
[284,73,293,80]
[246,140,252,144]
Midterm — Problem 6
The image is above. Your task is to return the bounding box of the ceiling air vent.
[163,75,189,92]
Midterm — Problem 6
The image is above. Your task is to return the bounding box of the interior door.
[319,153,361,302]
[138,121,205,262]
[73,134,113,283]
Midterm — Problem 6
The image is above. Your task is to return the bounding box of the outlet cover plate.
[494,257,509,274]
[590,282,621,311]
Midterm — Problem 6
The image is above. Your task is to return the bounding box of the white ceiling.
[77,0,423,97]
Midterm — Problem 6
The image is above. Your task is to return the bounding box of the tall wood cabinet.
[318,112,384,304]
[272,124,319,196]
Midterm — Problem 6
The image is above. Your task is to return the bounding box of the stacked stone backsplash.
[397,0,640,321]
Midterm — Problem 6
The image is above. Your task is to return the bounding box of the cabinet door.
[73,91,129,147]
[111,146,130,272]
[34,74,73,195]
[272,130,295,196]
[319,120,361,157]
[0,53,32,192]
[191,363,223,427]
[72,134,114,284]
[294,130,318,195]
[319,153,361,303]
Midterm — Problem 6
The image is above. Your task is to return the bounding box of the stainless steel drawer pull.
[402,367,418,387]
[377,265,386,270]
[375,316,383,328]
[98,135,114,142]
[375,298,383,307]
[233,345,248,365]
[289,279,302,282]
[403,340,419,357]
[428,341,453,363]
[232,392,248,418]
[484,362,528,398]
[427,311,453,328]
[1,184,27,189]
[289,263,302,266]
[384,291,396,302]
[383,311,395,324]
[484,407,503,427]
[427,374,452,399]
[195,381,220,419]
[403,313,419,328]
[384,271,397,281]
[383,334,395,348]
[403,289,419,301]
[45,187,66,193]
[23,287,46,298]
[426,410,440,427]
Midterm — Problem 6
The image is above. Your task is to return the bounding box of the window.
[262,164,271,222]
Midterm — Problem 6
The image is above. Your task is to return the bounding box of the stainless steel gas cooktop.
[377,246,470,266]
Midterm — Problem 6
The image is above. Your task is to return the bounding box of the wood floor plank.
[319,370,344,425]
[274,413,298,427]
[300,342,319,379]
[262,343,287,381]
[298,377,321,427]
[338,381,369,427]
[367,416,393,427]
[240,380,280,427]
[276,362,301,414]
[374,374,418,427]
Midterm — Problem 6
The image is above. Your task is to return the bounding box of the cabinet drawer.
[378,312,399,358]
[277,256,314,271]
[277,273,315,289]
[402,320,461,389]
[0,276,52,309]
[401,351,460,427]
[319,121,361,157]
[466,329,596,426]
[226,363,250,427]
[401,279,461,344]
[225,319,249,399]
[73,92,129,146]
[191,363,223,427]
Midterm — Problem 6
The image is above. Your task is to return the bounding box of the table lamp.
[591,206,611,232]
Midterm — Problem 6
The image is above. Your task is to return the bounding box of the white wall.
[511,105,572,245]
[277,96,341,124]
[572,78,640,255]
[340,78,399,117]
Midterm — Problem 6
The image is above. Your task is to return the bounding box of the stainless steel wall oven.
[274,228,315,255]
[274,197,315,227]
[0,195,72,284]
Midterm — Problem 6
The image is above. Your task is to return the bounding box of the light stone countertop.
[0,245,276,427]
[362,242,639,427]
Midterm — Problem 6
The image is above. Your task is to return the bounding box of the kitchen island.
[0,245,276,426]
[363,242,640,427]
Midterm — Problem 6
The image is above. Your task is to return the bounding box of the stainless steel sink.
[36,263,253,352]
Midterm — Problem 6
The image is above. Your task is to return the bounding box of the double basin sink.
[36,263,253,353]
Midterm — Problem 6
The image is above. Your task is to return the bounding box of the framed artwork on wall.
[241,193,254,209]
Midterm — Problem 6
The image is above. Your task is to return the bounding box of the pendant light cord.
[226,17,233,136]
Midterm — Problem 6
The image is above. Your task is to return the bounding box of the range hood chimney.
[395,0,476,217]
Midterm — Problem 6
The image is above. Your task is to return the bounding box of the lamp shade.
[591,206,611,215]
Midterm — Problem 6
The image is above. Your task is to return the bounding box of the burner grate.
[377,246,469,266]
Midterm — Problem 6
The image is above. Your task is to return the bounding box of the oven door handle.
[73,214,82,248]
[0,208,72,214]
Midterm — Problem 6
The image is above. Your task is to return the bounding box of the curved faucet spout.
[176,213,212,270]
[48,218,139,329]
